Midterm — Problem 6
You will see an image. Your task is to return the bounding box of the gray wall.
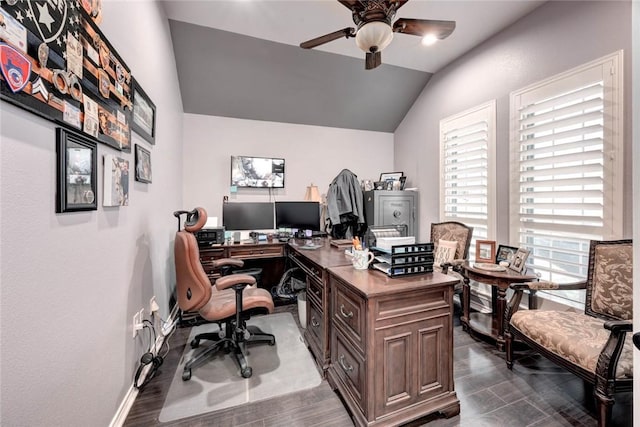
[633,0,639,409]
[0,2,183,426]
[395,1,633,243]
[181,114,394,225]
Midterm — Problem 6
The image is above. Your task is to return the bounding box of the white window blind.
[440,101,497,259]
[510,51,624,305]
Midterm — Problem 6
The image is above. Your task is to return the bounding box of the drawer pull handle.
[311,317,320,328]
[340,304,354,319]
[339,354,353,372]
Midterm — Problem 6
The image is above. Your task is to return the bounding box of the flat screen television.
[275,201,321,231]
[223,202,275,231]
[231,156,285,188]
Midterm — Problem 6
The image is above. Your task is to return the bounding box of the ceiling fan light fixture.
[421,34,438,46]
[355,21,393,53]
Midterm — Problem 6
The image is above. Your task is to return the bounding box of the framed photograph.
[509,247,530,273]
[131,78,156,144]
[496,245,519,264]
[56,128,97,213]
[103,154,129,206]
[379,172,404,182]
[135,145,152,183]
[475,240,496,263]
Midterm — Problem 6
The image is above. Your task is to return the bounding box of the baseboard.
[109,303,180,427]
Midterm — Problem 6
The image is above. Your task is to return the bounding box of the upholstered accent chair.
[505,239,633,427]
[173,207,275,380]
[430,221,474,294]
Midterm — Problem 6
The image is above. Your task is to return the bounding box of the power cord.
[134,320,163,390]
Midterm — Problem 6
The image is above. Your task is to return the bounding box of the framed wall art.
[0,2,132,152]
[135,144,152,183]
[103,154,129,206]
[475,240,496,263]
[509,248,531,273]
[56,127,97,213]
[131,78,156,144]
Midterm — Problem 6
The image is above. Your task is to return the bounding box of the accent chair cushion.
[510,310,633,379]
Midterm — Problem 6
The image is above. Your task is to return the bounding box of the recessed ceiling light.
[421,34,438,46]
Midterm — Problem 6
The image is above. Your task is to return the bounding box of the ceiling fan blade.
[393,18,456,39]
[365,51,382,70]
[300,27,356,49]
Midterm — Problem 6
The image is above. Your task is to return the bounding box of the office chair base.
[182,326,276,381]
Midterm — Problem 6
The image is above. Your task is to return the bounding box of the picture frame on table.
[475,240,496,263]
[135,144,152,183]
[509,247,531,273]
[379,172,404,182]
[131,78,156,145]
[496,245,519,264]
[56,128,97,213]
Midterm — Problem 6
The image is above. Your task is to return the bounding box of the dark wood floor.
[124,304,632,427]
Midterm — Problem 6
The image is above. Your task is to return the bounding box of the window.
[510,51,624,305]
[440,100,497,260]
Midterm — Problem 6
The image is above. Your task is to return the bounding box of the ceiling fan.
[300,0,455,70]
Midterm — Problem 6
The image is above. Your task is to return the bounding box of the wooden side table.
[460,262,537,351]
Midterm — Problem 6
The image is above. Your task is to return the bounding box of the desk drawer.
[333,281,365,354]
[227,245,284,259]
[289,251,323,282]
[332,330,365,412]
[307,275,323,306]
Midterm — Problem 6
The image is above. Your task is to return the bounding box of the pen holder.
[352,249,374,270]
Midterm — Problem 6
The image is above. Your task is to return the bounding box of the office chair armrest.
[212,258,244,269]
[215,274,257,291]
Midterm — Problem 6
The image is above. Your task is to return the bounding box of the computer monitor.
[222,202,275,231]
[275,201,321,231]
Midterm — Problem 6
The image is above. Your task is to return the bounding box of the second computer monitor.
[275,201,321,231]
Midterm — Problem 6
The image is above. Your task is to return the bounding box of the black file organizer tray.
[374,243,434,277]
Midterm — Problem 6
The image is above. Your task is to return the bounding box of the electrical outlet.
[132,308,145,338]
[132,311,140,338]
[150,296,159,314]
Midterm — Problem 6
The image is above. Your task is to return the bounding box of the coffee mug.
[352,249,375,270]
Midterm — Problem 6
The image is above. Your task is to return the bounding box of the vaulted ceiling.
[162,0,545,132]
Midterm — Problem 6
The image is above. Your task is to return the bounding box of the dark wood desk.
[460,262,537,351]
[199,241,286,288]
[327,266,459,427]
[287,241,353,373]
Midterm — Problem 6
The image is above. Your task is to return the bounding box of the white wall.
[395,1,633,243]
[182,114,394,224]
[0,2,183,426]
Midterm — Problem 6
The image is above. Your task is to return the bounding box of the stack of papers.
[375,236,416,251]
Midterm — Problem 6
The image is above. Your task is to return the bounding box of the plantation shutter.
[510,52,623,304]
[440,101,496,259]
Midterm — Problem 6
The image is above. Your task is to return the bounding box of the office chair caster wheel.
[241,367,252,378]
[190,339,200,348]
[182,369,192,381]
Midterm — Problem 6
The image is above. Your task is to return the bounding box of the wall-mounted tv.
[231,156,285,188]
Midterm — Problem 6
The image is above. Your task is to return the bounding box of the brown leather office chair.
[173,207,275,380]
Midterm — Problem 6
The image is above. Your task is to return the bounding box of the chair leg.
[182,338,230,381]
[505,331,514,370]
[594,389,614,427]
[245,325,276,346]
